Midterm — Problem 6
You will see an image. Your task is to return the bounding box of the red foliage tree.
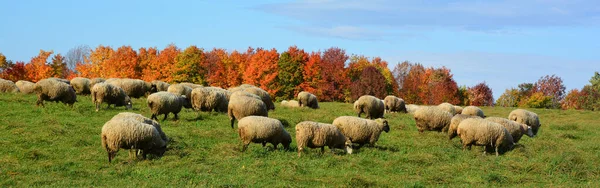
[206,48,229,87]
[350,66,387,100]
[319,47,350,102]
[468,82,494,106]
[561,89,584,110]
[299,51,323,96]
[1,61,27,81]
[243,48,280,96]
[532,74,565,109]
[400,63,425,104]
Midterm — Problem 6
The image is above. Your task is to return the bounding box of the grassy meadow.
[1,92,599,187]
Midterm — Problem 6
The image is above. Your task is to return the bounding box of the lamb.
[15,80,35,94]
[191,87,229,113]
[70,77,91,95]
[237,116,291,151]
[151,80,170,92]
[437,102,457,115]
[332,116,390,148]
[384,95,407,113]
[413,106,453,132]
[229,85,275,110]
[354,95,385,119]
[147,91,191,121]
[90,78,105,88]
[91,82,132,111]
[485,117,534,143]
[105,78,152,98]
[461,106,485,118]
[228,91,268,128]
[457,118,515,156]
[101,117,167,163]
[508,109,541,136]
[448,114,482,140]
[297,91,319,109]
[0,78,20,93]
[295,121,353,157]
[281,100,300,108]
[406,104,420,114]
[111,112,168,142]
[454,105,463,114]
[34,78,77,107]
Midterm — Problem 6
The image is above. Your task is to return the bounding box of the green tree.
[173,46,207,84]
[276,46,307,100]
[496,88,520,107]
[50,53,68,78]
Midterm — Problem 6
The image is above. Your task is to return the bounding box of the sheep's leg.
[241,143,249,152]
[163,114,168,121]
[495,147,499,156]
[108,152,113,163]
[151,114,158,121]
[297,148,303,157]
[95,103,100,112]
[174,113,179,120]
[272,143,278,150]
[230,118,235,129]
[482,146,487,155]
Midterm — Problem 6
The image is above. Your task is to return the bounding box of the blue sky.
[1,0,599,99]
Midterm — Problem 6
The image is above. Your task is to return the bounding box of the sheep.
[462,106,485,118]
[332,116,390,148]
[485,117,534,143]
[406,104,420,114]
[437,102,457,115]
[448,114,482,140]
[354,95,385,119]
[0,78,20,93]
[413,106,453,132]
[281,100,300,108]
[90,78,105,88]
[457,118,515,156]
[229,85,275,110]
[179,82,203,89]
[167,84,193,106]
[34,78,77,107]
[384,95,407,113]
[297,91,319,109]
[191,87,229,113]
[228,91,268,128]
[508,109,541,136]
[48,77,70,84]
[147,91,191,121]
[453,105,463,114]
[151,80,170,92]
[105,78,151,98]
[101,117,167,163]
[70,77,91,95]
[91,82,132,111]
[16,80,35,94]
[295,121,353,157]
[237,116,291,151]
[111,112,168,142]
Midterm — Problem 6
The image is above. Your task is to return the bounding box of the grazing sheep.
[454,106,463,114]
[151,80,170,92]
[297,91,319,109]
[485,117,534,143]
[111,112,168,142]
[384,95,407,113]
[437,102,457,115]
[448,114,482,140]
[91,82,132,111]
[462,106,485,118]
[0,78,20,93]
[90,78,105,88]
[237,116,291,151]
[295,121,353,157]
[191,87,229,113]
[281,100,300,108]
[167,84,193,104]
[15,80,35,94]
[508,109,541,136]
[229,85,275,110]
[332,116,390,148]
[413,106,453,132]
[105,78,151,98]
[179,82,203,89]
[228,91,268,128]
[101,117,167,163]
[48,77,70,84]
[457,118,514,156]
[147,91,191,121]
[354,95,385,119]
[70,77,91,95]
[406,104,420,114]
[34,78,77,107]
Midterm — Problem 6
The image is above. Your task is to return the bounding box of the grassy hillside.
[1,93,599,187]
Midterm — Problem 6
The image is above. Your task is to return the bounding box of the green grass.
[1,93,599,187]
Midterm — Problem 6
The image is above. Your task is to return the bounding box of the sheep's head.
[526,126,535,138]
[376,118,390,133]
[282,132,292,150]
[125,96,133,110]
[180,95,192,109]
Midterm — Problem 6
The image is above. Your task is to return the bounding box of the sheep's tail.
[101,133,108,151]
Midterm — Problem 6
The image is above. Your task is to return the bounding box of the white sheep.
[228,91,268,128]
[191,87,229,113]
[34,78,77,107]
[147,91,191,121]
[332,116,389,148]
[91,82,132,111]
[105,78,152,98]
[295,121,353,157]
[237,116,291,151]
[228,85,275,110]
[485,117,534,143]
[101,117,167,163]
[457,118,514,156]
[111,112,168,142]
[413,106,453,132]
[508,109,541,136]
[384,95,407,113]
[281,100,300,108]
[15,80,35,94]
[461,106,485,118]
[448,114,482,140]
[151,80,170,92]
[0,78,19,93]
[70,77,91,95]
[406,104,420,114]
[297,91,319,109]
[437,102,457,115]
[354,95,385,119]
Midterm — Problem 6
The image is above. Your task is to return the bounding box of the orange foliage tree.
[206,48,229,87]
[138,47,158,81]
[24,50,54,82]
[104,46,140,78]
[299,51,323,96]
[319,47,350,102]
[243,48,280,96]
[77,45,114,78]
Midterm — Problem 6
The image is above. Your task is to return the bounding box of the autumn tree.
[277,46,308,100]
[299,51,323,96]
[243,48,280,96]
[1,61,26,82]
[50,53,69,78]
[173,46,207,84]
[519,92,553,108]
[66,45,91,72]
[0,53,9,72]
[24,50,54,82]
[140,45,180,82]
[456,85,469,106]
[103,46,140,78]
[496,88,520,107]
[224,49,251,87]
[206,48,229,87]
[350,66,387,100]
[138,47,159,81]
[77,45,114,78]
[467,82,494,106]
[319,47,350,102]
[392,61,411,92]
[400,63,425,104]
[422,67,459,105]
[532,74,565,109]
[561,89,584,110]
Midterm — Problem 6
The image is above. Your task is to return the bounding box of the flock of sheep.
[0,77,541,162]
